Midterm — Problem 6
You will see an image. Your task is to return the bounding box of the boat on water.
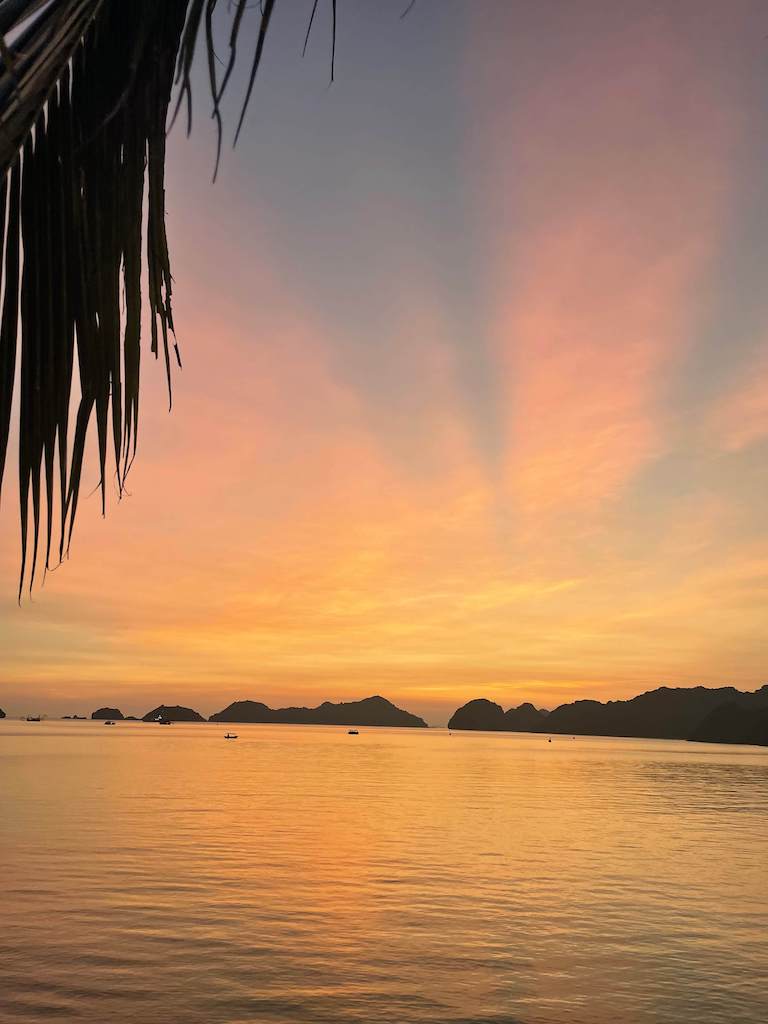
[224,733,238,740]
[104,721,115,726]
[156,717,171,725]
[348,729,359,735]
[25,715,41,722]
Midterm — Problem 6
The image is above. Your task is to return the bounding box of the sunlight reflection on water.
[1,721,766,1023]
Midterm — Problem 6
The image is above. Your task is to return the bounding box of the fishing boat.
[104,721,115,726]
[25,715,41,722]
[348,729,359,735]
[224,733,238,740]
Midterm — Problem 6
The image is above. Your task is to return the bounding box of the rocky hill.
[448,685,768,743]
[210,695,427,728]
[142,705,205,722]
[689,703,768,747]
[91,707,123,720]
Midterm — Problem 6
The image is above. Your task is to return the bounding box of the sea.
[1,720,766,1023]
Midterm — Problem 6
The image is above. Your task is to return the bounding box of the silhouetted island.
[142,705,205,722]
[0,707,5,719]
[689,703,768,747]
[210,695,427,728]
[448,685,768,746]
[91,707,123,720]
[447,699,550,732]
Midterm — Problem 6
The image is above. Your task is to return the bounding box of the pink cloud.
[468,5,739,522]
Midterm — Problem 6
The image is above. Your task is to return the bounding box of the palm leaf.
[0,0,338,595]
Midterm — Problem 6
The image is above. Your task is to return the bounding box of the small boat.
[348,729,359,735]
[25,715,41,722]
[224,733,238,740]
[156,717,171,725]
[104,720,115,726]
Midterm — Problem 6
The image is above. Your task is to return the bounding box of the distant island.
[77,695,426,728]
[448,685,768,746]
[142,705,205,723]
[209,695,427,728]
[690,703,768,747]
[0,706,5,719]
[17,687,766,745]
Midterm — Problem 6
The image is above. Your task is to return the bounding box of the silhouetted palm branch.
[0,0,336,596]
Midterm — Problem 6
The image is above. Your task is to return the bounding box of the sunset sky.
[2,0,768,725]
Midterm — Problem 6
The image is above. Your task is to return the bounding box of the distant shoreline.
[3,683,767,747]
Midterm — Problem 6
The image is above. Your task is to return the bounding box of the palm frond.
[0,0,338,595]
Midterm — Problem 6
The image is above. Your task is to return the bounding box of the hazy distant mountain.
[210,695,427,728]
[91,707,123,720]
[142,705,205,722]
[448,685,768,742]
[690,703,768,747]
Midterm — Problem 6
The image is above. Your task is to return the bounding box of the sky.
[2,0,768,725]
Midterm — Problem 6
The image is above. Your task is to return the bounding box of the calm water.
[1,721,766,1024]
